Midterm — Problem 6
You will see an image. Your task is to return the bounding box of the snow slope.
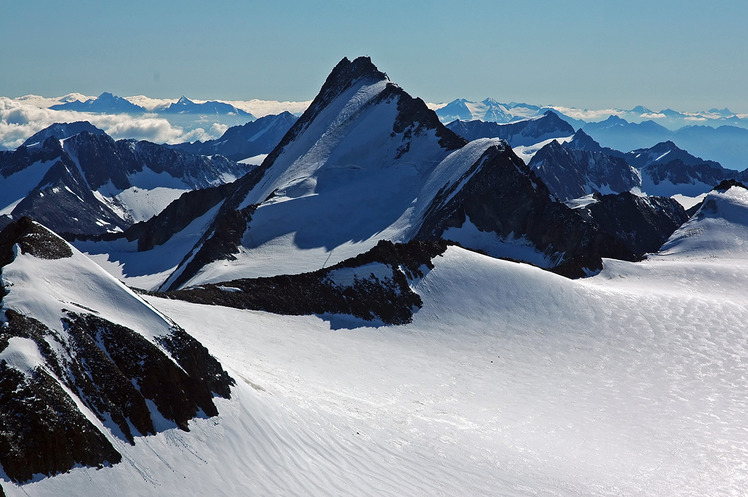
[74,202,223,290]
[176,61,474,285]
[7,186,748,497]
[1,227,175,342]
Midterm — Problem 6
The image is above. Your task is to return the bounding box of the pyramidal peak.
[157,55,629,290]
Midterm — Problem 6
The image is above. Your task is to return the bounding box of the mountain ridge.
[0,217,233,483]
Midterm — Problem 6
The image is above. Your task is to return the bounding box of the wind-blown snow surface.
[9,188,748,497]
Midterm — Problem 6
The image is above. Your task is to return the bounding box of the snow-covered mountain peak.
[306,56,390,113]
[658,181,748,259]
[564,128,603,151]
[240,57,464,208]
[160,57,637,289]
[0,217,233,483]
[21,121,106,147]
[0,217,173,339]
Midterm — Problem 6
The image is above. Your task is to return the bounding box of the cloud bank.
[0,95,312,150]
[0,97,220,149]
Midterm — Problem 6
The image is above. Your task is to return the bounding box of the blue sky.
[2,0,747,112]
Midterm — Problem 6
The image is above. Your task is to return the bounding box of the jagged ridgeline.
[151,56,638,292]
[0,129,249,236]
[0,218,233,484]
[165,239,449,325]
[37,56,697,300]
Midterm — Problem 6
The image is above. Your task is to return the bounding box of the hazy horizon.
[2,1,748,113]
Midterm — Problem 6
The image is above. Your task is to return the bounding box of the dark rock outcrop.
[0,136,66,178]
[416,144,635,277]
[0,218,234,483]
[123,182,236,251]
[158,162,268,292]
[0,127,248,236]
[528,135,640,201]
[713,178,747,192]
[575,192,689,256]
[9,147,129,234]
[0,307,233,483]
[166,239,448,325]
[0,342,122,483]
[0,216,72,268]
[622,141,748,194]
[375,84,466,152]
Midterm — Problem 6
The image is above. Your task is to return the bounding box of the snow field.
[4,145,748,496]
[6,232,748,496]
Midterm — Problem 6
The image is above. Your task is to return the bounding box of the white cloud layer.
[0,95,312,150]
[225,99,311,118]
[549,106,624,121]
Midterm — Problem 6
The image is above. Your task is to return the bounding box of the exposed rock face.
[375,84,467,152]
[0,331,122,483]
[0,135,67,178]
[122,182,236,251]
[643,159,737,189]
[63,132,243,191]
[446,111,575,147]
[7,142,129,234]
[0,218,234,483]
[171,112,297,161]
[0,216,73,268]
[166,240,448,325]
[529,136,640,201]
[416,144,635,277]
[160,56,466,291]
[0,127,248,235]
[574,192,689,256]
[620,141,748,196]
[159,166,267,291]
[713,178,747,192]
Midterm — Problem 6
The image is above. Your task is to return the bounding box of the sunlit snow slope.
[173,58,469,286]
[8,185,748,497]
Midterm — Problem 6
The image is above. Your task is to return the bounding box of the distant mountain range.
[170,111,297,161]
[445,111,574,147]
[581,116,748,170]
[436,98,546,123]
[50,92,254,117]
[2,56,748,495]
[0,127,249,235]
[527,130,748,200]
[8,92,746,172]
[50,92,146,113]
[159,96,253,117]
[436,97,748,131]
